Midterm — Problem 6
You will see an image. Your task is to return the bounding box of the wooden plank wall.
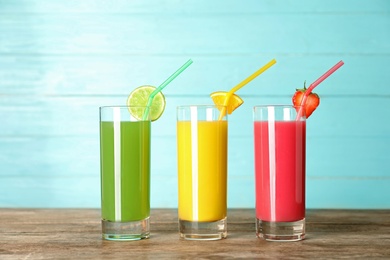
[0,0,389,208]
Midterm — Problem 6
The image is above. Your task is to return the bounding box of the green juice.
[100,120,150,222]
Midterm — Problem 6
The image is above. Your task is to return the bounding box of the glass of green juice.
[177,105,228,240]
[99,106,151,241]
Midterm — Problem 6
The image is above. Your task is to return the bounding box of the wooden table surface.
[0,209,389,259]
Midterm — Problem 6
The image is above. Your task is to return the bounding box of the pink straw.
[296,60,344,120]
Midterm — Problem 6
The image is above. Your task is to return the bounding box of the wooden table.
[1,209,389,259]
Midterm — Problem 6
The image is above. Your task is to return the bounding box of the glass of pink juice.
[253,105,306,241]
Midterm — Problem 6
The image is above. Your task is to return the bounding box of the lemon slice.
[210,91,244,115]
[126,85,166,121]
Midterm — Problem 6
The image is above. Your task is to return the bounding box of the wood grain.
[0,208,389,259]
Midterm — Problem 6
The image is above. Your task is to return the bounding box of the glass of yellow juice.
[177,105,228,240]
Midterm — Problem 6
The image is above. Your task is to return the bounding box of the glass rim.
[253,104,306,121]
[99,105,149,109]
[177,104,227,109]
[253,104,302,107]
[253,104,303,109]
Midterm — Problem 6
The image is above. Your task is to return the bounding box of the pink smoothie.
[254,120,306,222]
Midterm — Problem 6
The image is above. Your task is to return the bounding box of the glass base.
[256,218,305,241]
[179,217,227,240]
[102,217,150,241]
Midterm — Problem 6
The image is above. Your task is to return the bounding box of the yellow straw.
[218,59,277,120]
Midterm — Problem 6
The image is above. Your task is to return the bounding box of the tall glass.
[177,105,228,240]
[99,106,151,240]
[253,105,306,241]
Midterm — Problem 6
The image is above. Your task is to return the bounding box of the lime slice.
[126,85,166,121]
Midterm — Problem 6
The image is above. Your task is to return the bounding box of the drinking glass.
[253,105,306,241]
[99,106,151,240]
[177,105,228,240]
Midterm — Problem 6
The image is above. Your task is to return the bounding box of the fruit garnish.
[210,91,244,115]
[292,81,320,118]
[126,85,166,121]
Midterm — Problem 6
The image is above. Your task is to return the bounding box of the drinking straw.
[296,60,344,120]
[218,59,277,120]
[142,59,193,120]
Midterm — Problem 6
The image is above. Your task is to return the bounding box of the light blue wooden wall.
[1,0,389,209]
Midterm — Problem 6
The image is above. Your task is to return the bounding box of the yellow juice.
[177,120,228,222]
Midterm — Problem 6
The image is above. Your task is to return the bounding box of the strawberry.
[292,81,320,118]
